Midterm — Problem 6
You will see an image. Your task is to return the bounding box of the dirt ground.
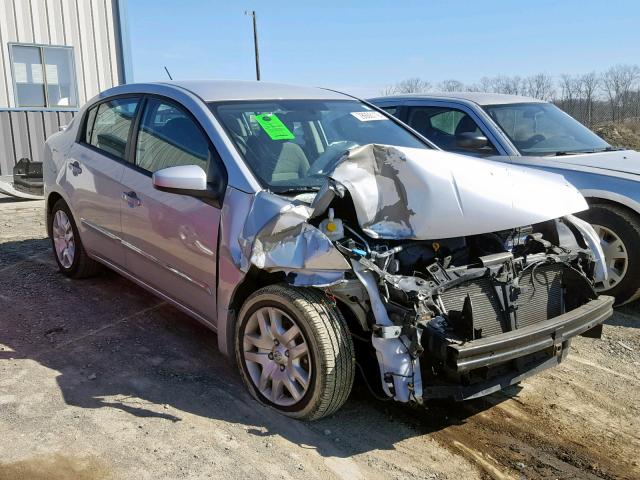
[1,198,639,480]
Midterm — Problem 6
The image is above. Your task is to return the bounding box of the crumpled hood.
[545,149,640,176]
[325,144,588,240]
[236,143,592,284]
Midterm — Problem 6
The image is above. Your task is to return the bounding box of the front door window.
[407,106,498,156]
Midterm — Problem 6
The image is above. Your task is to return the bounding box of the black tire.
[49,199,102,278]
[578,203,640,306]
[235,284,355,421]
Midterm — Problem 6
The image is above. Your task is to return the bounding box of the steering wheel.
[308,141,360,176]
[518,134,546,149]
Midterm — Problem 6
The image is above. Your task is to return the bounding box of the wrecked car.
[43,81,613,420]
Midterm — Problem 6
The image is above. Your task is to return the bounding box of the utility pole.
[245,10,261,81]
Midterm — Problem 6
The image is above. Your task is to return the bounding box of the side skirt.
[90,253,217,332]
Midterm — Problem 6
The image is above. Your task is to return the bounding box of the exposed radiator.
[515,263,564,328]
[439,277,508,337]
[439,264,565,339]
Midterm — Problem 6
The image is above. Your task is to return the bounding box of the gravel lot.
[0,199,639,480]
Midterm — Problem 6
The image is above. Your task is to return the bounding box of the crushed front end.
[237,144,614,404]
[330,219,613,402]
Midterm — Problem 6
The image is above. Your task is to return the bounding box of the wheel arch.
[221,271,367,359]
[220,268,286,358]
[582,189,640,217]
[45,191,65,237]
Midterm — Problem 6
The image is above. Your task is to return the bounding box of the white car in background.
[371,92,640,306]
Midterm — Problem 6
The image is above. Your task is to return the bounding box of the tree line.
[382,64,640,125]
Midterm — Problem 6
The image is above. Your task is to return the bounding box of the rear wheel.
[578,203,640,305]
[49,199,102,278]
[235,284,355,420]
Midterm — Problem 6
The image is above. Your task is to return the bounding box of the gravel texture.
[0,199,638,480]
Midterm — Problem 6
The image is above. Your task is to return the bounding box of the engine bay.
[236,144,609,404]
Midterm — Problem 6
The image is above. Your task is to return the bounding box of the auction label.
[350,111,388,121]
[255,113,295,140]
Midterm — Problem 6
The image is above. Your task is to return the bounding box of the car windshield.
[483,103,610,155]
[210,100,428,192]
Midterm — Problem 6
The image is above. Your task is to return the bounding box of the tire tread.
[236,284,355,421]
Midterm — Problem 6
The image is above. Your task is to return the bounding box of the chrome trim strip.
[81,218,213,296]
[120,239,213,296]
[80,218,121,241]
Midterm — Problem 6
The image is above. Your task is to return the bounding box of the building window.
[9,44,78,108]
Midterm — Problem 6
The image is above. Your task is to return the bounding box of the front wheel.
[578,203,640,306]
[235,284,355,421]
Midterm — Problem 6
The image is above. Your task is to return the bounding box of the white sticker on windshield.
[350,111,388,122]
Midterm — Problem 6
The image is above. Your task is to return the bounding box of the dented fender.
[237,190,350,284]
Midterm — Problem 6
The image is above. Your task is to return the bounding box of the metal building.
[0,0,131,197]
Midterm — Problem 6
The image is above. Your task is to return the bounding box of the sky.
[127,0,640,98]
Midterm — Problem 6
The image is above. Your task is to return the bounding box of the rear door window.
[86,97,140,160]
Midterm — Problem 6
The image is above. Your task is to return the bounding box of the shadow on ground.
[0,238,522,461]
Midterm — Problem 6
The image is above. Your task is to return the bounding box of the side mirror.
[152,165,211,197]
[455,132,489,150]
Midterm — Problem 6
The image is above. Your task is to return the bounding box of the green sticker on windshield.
[255,113,295,140]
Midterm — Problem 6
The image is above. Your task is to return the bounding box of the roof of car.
[369,91,546,106]
[154,80,354,102]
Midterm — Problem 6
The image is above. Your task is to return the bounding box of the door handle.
[68,161,82,176]
[122,191,142,208]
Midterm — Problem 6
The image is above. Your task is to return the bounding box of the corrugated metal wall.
[0,0,124,176]
[0,110,74,176]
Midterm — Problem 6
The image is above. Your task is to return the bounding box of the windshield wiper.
[594,146,623,152]
[552,151,581,156]
[553,147,624,156]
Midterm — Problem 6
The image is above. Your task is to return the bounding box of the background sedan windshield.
[484,103,610,155]
[211,100,427,191]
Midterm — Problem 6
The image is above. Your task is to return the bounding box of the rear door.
[65,96,141,266]
[119,96,225,324]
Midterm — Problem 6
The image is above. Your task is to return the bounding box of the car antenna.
[164,66,173,80]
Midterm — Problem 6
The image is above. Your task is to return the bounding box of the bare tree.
[602,64,640,122]
[395,78,431,94]
[379,78,430,95]
[557,74,582,119]
[523,73,555,101]
[437,79,465,92]
[491,76,524,95]
[559,74,581,104]
[380,84,398,96]
[477,76,494,93]
[580,72,599,125]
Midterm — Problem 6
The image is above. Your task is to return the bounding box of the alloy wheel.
[242,306,311,407]
[592,224,629,291]
[52,210,75,269]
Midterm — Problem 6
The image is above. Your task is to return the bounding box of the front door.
[119,97,223,324]
[404,104,500,157]
[64,96,141,266]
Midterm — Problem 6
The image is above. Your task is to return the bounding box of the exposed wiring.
[343,223,371,254]
[355,362,391,402]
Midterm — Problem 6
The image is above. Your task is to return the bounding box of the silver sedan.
[43,81,611,420]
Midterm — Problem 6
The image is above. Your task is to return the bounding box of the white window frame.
[8,42,79,109]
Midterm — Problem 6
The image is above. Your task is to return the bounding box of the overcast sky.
[128,0,640,97]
